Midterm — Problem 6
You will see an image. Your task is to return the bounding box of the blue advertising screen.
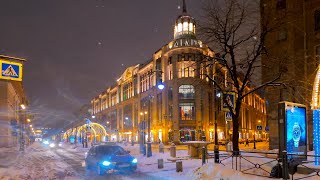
[286,106,307,156]
[70,135,75,144]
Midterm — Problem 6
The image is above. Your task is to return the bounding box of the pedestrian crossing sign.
[0,60,23,81]
[225,111,232,121]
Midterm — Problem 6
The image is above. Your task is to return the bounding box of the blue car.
[85,144,137,175]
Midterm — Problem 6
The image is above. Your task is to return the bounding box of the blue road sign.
[0,60,23,81]
[85,119,91,124]
[257,125,263,131]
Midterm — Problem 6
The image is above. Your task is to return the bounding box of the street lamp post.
[214,90,221,163]
[146,98,152,157]
[19,104,26,152]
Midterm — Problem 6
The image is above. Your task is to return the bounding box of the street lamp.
[20,104,26,110]
[139,112,146,155]
[27,119,31,122]
[19,104,27,152]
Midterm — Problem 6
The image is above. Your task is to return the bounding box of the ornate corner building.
[91,2,267,144]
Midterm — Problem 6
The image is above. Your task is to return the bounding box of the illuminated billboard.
[278,102,307,160]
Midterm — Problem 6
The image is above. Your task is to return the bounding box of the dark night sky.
[0,0,203,129]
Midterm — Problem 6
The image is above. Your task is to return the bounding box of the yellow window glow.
[183,22,188,31]
[178,23,182,32]
[189,23,193,32]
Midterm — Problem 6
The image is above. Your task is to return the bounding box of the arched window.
[178,85,195,99]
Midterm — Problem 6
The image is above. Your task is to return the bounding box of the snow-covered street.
[0,142,211,180]
[1,142,320,180]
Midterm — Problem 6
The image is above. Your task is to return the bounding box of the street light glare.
[20,104,26,110]
[144,111,148,114]
[27,119,31,122]
[157,84,165,90]
[92,115,96,119]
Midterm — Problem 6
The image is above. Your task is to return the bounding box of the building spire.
[182,0,187,13]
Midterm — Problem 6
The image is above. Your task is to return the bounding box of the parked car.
[85,144,137,175]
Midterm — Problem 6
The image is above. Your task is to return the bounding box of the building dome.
[174,0,196,39]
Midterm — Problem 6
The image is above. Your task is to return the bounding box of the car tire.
[96,165,104,176]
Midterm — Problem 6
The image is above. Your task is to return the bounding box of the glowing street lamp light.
[157,83,165,90]
[20,104,26,110]
[27,119,31,122]
[92,115,96,119]
[29,125,32,128]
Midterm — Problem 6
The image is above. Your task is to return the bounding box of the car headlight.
[49,143,55,148]
[102,161,111,166]
[132,158,138,164]
[43,141,49,145]
[58,143,62,147]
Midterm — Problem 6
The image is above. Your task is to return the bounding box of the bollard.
[202,146,206,165]
[158,159,164,169]
[159,142,164,153]
[176,160,183,172]
[170,143,176,157]
[214,145,220,163]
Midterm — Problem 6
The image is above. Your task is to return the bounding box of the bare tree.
[198,0,285,153]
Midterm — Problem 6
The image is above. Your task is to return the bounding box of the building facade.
[0,55,27,147]
[91,3,267,144]
[261,0,320,150]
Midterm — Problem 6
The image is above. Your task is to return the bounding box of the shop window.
[179,85,195,99]
[179,102,195,121]
[315,9,320,31]
[276,0,286,10]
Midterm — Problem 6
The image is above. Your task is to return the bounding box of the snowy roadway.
[0,142,203,180]
[1,142,320,180]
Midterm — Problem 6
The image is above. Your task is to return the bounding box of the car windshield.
[96,146,125,155]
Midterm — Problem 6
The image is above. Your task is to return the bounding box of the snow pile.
[187,163,268,180]
[0,143,76,180]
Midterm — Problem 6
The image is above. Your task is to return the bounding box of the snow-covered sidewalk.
[0,143,77,180]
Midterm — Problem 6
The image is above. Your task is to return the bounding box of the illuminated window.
[178,23,182,32]
[123,82,133,101]
[167,64,173,80]
[177,62,195,78]
[183,22,188,31]
[111,92,117,106]
[179,85,195,99]
[179,102,195,121]
[189,23,193,32]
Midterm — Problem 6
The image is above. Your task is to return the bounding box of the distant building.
[91,2,267,144]
[0,55,27,147]
[261,0,320,150]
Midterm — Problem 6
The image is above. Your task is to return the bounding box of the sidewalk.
[0,146,20,168]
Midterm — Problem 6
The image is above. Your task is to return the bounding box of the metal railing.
[202,149,320,180]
